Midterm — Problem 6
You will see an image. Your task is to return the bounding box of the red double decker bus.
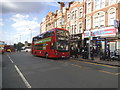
[31,28,70,58]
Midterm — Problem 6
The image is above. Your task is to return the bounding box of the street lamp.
[16,38,18,44]
[29,28,32,43]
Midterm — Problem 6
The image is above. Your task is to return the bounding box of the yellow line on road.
[98,70,120,75]
[70,60,119,68]
[51,59,119,75]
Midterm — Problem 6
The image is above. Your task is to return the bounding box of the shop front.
[84,27,119,58]
[70,33,82,49]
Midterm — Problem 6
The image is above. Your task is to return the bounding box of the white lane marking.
[14,65,31,88]
[7,55,14,63]
[7,54,31,88]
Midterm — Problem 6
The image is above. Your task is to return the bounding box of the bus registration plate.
[62,56,65,58]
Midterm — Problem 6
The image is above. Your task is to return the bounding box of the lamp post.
[16,38,18,44]
[29,28,32,43]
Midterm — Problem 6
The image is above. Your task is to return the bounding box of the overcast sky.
[0,0,76,45]
[0,1,57,44]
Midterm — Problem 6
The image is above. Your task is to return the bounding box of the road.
[2,52,119,88]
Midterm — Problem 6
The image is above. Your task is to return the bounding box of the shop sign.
[91,27,116,37]
[84,27,116,38]
[84,31,90,38]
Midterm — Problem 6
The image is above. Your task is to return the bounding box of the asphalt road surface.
[2,52,119,88]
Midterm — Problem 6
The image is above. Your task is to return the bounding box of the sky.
[0,0,76,45]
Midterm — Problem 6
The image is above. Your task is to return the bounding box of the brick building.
[40,0,120,55]
[84,0,120,56]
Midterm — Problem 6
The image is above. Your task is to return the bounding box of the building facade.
[84,0,120,56]
[40,0,120,55]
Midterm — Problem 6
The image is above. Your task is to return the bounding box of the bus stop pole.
[88,38,91,60]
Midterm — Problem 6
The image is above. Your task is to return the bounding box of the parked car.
[21,47,31,52]
[25,47,31,52]
[6,49,11,52]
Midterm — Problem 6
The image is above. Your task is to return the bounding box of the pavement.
[72,55,120,67]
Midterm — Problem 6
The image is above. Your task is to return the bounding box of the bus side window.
[44,32,49,38]
[48,30,54,37]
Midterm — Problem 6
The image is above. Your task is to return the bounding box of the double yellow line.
[70,60,120,75]
[71,60,120,68]
[98,70,120,75]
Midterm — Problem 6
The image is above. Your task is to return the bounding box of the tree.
[14,42,24,50]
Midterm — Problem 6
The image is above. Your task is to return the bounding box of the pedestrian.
[74,47,78,58]
[70,46,74,58]
[83,46,88,59]
[90,47,95,60]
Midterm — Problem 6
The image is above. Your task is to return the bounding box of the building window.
[71,8,78,20]
[93,11,105,28]
[67,13,70,22]
[100,0,105,8]
[72,25,74,34]
[108,8,116,26]
[79,7,83,18]
[79,22,82,33]
[94,16,99,28]
[87,1,92,14]
[94,0,105,10]
[75,10,78,19]
[72,11,75,19]
[86,16,91,30]
[99,15,105,27]
[74,25,77,34]
[109,0,117,5]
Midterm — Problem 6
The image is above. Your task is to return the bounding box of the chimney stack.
[68,1,74,8]
[58,2,65,11]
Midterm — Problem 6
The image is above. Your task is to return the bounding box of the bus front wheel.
[34,52,37,57]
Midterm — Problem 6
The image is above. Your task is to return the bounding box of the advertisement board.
[84,27,116,38]
[91,28,116,37]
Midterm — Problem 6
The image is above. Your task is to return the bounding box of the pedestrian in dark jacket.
[70,46,74,58]
[74,47,78,58]
[90,47,95,60]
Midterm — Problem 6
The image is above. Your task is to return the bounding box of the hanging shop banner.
[84,31,90,38]
[91,27,116,37]
[84,27,116,38]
